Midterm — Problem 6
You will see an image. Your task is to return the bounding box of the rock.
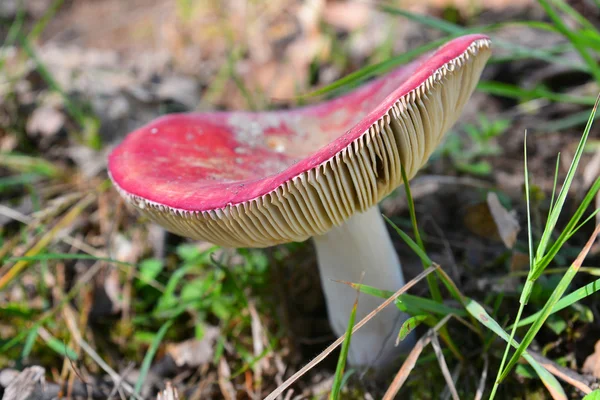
[1,366,46,400]
[26,106,65,137]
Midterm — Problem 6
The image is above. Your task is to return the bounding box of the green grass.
[1,3,101,149]
[2,0,600,398]
[133,320,173,399]
[326,86,600,400]
[439,114,509,176]
[584,390,600,399]
[329,286,358,400]
[333,95,599,399]
[293,0,600,182]
[308,0,600,102]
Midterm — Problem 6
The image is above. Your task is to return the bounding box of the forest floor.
[1,0,600,399]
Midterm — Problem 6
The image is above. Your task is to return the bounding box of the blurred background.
[0,0,599,399]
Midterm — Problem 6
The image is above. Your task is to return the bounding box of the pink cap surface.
[109,34,490,214]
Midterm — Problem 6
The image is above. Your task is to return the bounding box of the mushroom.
[108,34,491,368]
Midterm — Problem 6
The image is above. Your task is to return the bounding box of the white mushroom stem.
[313,205,413,368]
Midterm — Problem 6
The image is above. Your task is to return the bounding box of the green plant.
[317,97,600,399]
[439,114,509,175]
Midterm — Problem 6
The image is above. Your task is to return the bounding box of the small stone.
[26,106,65,137]
[107,96,130,120]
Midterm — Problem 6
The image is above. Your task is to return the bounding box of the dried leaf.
[583,150,600,188]
[510,251,531,272]
[166,326,220,368]
[583,340,600,378]
[156,76,200,109]
[26,106,65,137]
[487,192,520,248]
[218,358,236,400]
[324,1,371,31]
[1,366,46,400]
[464,201,501,241]
[156,382,180,400]
[464,194,520,248]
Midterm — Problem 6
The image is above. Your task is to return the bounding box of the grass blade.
[2,253,134,267]
[398,315,428,343]
[512,277,600,329]
[493,131,533,398]
[265,266,437,400]
[335,280,467,316]
[540,109,600,132]
[537,177,600,271]
[379,3,589,71]
[547,0,600,34]
[383,215,432,266]
[379,4,461,34]
[396,294,467,317]
[336,281,393,299]
[382,315,453,400]
[28,0,64,40]
[537,0,600,84]
[0,195,95,290]
[466,299,567,399]
[399,163,442,302]
[330,286,359,399]
[524,130,535,296]
[0,153,64,177]
[39,328,78,361]
[21,327,39,361]
[477,81,596,106]
[535,94,600,265]
[547,154,561,221]
[500,225,600,382]
[305,39,444,97]
[131,320,173,399]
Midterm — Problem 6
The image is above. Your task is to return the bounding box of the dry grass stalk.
[382,314,453,400]
[474,354,489,400]
[265,265,438,400]
[157,382,180,400]
[431,332,459,400]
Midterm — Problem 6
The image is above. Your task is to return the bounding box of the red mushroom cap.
[109,34,491,247]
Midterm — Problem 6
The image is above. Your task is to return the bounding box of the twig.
[249,301,265,398]
[76,338,144,400]
[529,351,594,395]
[218,358,236,400]
[107,363,137,400]
[2,366,46,400]
[474,354,489,400]
[441,363,462,400]
[431,333,459,400]
[264,265,439,400]
[156,382,180,400]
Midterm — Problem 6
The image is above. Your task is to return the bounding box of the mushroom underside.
[108,35,492,369]
[116,38,491,248]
